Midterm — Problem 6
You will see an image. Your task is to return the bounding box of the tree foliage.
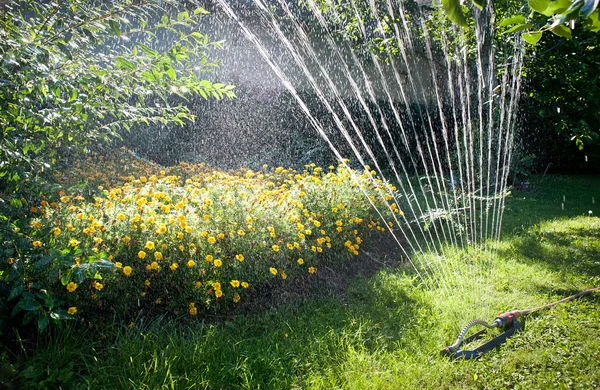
[0,0,235,185]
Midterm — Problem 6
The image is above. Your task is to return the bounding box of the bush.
[2,150,399,330]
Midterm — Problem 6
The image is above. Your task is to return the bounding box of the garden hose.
[441,286,600,359]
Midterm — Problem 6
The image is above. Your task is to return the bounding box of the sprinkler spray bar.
[441,286,600,359]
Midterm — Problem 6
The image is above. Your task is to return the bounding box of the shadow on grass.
[68,270,427,389]
[503,218,600,279]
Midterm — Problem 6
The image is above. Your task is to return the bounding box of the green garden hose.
[441,286,600,359]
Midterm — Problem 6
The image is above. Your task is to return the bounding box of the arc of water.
[215,0,434,287]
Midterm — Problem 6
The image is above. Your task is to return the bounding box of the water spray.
[441,286,600,359]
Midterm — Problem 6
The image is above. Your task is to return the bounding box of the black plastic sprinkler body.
[441,286,600,360]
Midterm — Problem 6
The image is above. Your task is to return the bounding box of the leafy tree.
[444,0,599,43]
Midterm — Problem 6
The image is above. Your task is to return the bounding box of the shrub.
[2,150,400,330]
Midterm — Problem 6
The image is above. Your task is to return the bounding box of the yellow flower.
[92,281,104,291]
[187,260,195,268]
[235,254,244,262]
[308,267,317,274]
[230,280,240,288]
[123,235,131,244]
[145,241,155,250]
[272,245,280,252]
[155,298,161,305]
[115,262,123,268]
[157,225,167,234]
[233,294,241,303]
[214,259,222,267]
[138,250,146,259]
[195,281,202,288]
[53,227,61,236]
[123,266,132,276]
[67,307,77,315]
[215,289,223,298]
[32,240,42,248]
[117,213,126,221]
[213,282,221,290]
[241,282,249,289]
[145,280,151,287]
[207,236,216,244]
[269,267,277,275]
[237,229,245,236]
[217,233,225,239]
[170,263,178,271]
[177,232,184,239]
[154,251,163,260]
[185,226,193,233]
[189,306,197,316]
[297,258,304,265]
[66,282,78,292]
[205,254,214,262]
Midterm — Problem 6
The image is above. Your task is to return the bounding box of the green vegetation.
[0,0,234,183]
[2,175,598,388]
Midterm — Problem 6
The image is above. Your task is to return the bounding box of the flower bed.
[10,149,400,323]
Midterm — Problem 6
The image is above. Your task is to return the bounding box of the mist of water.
[209,0,524,313]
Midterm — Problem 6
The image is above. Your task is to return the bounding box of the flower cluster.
[24,150,400,319]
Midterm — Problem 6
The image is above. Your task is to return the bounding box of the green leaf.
[138,44,158,57]
[506,23,534,33]
[60,269,73,285]
[522,31,543,44]
[499,15,527,26]
[557,0,584,22]
[472,0,484,10]
[190,32,204,43]
[529,0,552,15]
[551,24,573,38]
[442,0,468,27]
[545,0,575,15]
[586,9,600,31]
[115,57,136,70]
[194,7,209,15]
[161,15,169,25]
[38,315,50,332]
[8,284,25,301]
[108,20,121,38]
[177,11,189,21]
[165,66,177,80]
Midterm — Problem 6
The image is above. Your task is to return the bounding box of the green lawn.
[3,175,600,389]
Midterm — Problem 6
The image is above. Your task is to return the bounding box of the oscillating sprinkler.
[441,287,600,359]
